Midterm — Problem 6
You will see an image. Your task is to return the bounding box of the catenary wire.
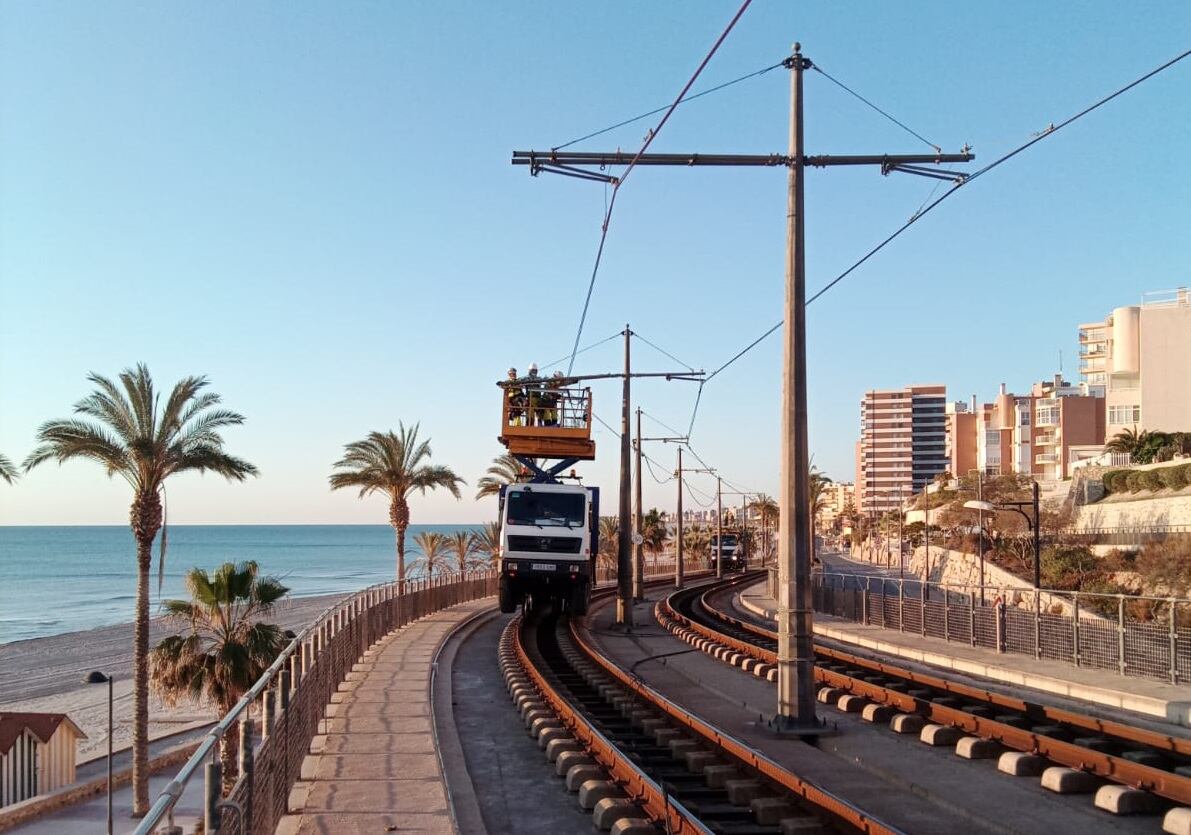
[541,330,622,372]
[700,46,1191,391]
[553,60,786,151]
[811,64,941,152]
[641,409,687,439]
[631,331,696,372]
[563,0,755,375]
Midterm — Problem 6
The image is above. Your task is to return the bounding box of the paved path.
[284,599,492,835]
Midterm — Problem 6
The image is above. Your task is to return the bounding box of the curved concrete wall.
[1111,305,1140,374]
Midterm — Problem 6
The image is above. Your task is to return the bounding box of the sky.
[2,2,1189,526]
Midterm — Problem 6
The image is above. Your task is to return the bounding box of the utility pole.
[716,476,724,579]
[512,41,974,734]
[617,325,633,628]
[634,407,644,600]
[675,446,684,589]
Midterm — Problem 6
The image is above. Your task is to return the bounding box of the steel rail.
[566,581,903,834]
[660,577,1191,806]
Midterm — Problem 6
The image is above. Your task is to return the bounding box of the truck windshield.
[507,491,586,528]
[711,535,738,547]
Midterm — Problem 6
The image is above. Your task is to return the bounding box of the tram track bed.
[655,573,1191,833]
[501,579,901,834]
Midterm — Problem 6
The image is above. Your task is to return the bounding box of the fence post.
[943,584,950,643]
[969,590,976,647]
[898,579,905,633]
[204,752,221,832]
[238,716,254,832]
[920,582,927,638]
[1171,600,1180,685]
[262,689,275,739]
[862,577,869,625]
[1072,594,1081,668]
[1117,596,1127,677]
[279,669,291,713]
[995,598,1005,653]
[1034,590,1042,660]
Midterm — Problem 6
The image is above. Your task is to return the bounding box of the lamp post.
[85,670,113,835]
[964,480,1042,590]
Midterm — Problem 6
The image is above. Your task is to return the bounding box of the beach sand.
[0,592,346,762]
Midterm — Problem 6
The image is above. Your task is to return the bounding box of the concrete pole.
[775,42,817,729]
[676,446,684,589]
[617,325,633,627]
[716,477,723,579]
[634,407,644,599]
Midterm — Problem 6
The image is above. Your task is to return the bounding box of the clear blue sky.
[2,2,1189,525]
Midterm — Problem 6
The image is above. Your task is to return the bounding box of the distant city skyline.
[2,2,1189,524]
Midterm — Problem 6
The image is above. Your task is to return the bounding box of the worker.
[541,371,564,426]
[526,363,541,425]
[506,367,526,426]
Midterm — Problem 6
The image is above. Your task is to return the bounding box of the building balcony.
[1035,453,1059,464]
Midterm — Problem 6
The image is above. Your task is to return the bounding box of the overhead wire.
[694,46,1191,420]
[562,0,756,375]
[631,331,696,372]
[541,330,622,372]
[553,60,787,151]
[811,64,941,152]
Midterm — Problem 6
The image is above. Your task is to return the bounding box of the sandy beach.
[0,592,347,762]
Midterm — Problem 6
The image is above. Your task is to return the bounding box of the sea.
[0,524,480,644]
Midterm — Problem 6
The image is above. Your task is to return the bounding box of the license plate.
[531,563,556,571]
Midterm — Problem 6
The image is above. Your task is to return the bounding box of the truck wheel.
[570,583,589,616]
[499,577,517,614]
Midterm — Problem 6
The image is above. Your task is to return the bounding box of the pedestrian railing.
[136,570,498,835]
[812,571,1189,685]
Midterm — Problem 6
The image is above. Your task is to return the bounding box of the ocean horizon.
[0,524,485,643]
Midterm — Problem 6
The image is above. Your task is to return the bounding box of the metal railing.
[136,570,498,835]
[503,385,592,431]
[812,571,1189,685]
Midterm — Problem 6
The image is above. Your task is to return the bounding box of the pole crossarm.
[512,149,974,176]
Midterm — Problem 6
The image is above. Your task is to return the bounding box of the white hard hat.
[529,363,539,374]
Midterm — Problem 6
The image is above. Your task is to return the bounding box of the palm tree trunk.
[220,717,239,796]
[390,495,410,584]
[129,490,161,817]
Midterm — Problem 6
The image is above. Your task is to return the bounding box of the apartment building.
[970,376,1104,480]
[816,481,855,531]
[855,385,947,515]
[1079,288,1191,438]
[946,400,978,477]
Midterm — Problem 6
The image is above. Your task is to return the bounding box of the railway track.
[656,571,1191,829]
[499,577,902,834]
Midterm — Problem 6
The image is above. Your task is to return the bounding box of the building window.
[1108,404,1141,424]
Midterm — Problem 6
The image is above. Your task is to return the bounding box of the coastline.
[0,591,345,762]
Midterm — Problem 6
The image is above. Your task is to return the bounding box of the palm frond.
[0,453,18,484]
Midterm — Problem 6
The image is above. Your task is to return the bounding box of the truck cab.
[498,482,598,613]
[710,530,745,572]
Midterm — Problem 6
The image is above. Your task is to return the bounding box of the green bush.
[1126,471,1147,492]
[1140,470,1164,491]
[1158,465,1188,490]
[1101,469,1127,493]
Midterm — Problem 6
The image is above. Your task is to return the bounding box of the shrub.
[1158,465,1188,490]
[1135,540,1191,597]
[1126,471,1147,492]
[1140,470,1165,491]
[1041,545,1100,590]
[1101,469,1127,493]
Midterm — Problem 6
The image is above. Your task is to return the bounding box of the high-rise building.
[816,481,854,531]
[855,384,947,516]
[1080,288,1191,438]
[946,399,978,478]
[971,377,1103,480]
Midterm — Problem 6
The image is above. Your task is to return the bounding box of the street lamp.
[85,670,113,835]
[963,480,1042,589]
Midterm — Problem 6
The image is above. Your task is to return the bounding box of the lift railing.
[501,384,592,434]
[135,570,497,835]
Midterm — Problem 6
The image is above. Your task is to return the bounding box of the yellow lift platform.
[498,377,595,465]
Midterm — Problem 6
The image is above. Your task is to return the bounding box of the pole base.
[765,713,834,739]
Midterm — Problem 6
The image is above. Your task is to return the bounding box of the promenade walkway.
[282,598,493,835]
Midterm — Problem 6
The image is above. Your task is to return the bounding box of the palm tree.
[470,521,502,570]
[641,508,669,561]
[598,516,619,577]
[24,364,257,815]
[683,525,711,568]
[328,423,464,584]
[809,465,832,561]
[447,529,479,572]
[150,561,288,794]
[749,494,779,564]
[1106,426,1143,456]
[410,530,455,578]
[475,453,536,500]
[0,453,17,484]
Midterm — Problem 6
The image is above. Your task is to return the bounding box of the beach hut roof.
[0,712,87,754]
